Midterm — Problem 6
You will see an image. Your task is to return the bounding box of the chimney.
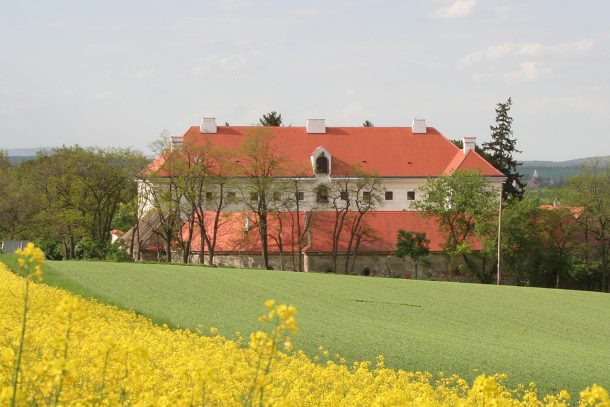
[170,136,183,151]
[306,119,326,134]
[463,136,476,154]
[412,118,427,134]
[200,117,217,133]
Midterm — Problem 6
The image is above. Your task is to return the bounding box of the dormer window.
[310,147,332,176]
[315,154,329,174]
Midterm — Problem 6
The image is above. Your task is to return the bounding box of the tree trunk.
[165,231,172,263]
[602,237,609,292]
[199,222,205,265]
[69,235,75,260]
[260,212,270,269]
[136,223,142,261]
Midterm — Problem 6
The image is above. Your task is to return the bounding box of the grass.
[2,255,609,396]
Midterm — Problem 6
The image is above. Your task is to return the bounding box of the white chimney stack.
[200,117,217,133]
[306,119,326,134]
[170,136,183,151]
[412,118,427,134]
[463,136,476,154]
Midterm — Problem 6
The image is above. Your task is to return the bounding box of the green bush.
[74,237,107,260]
[33,237,64,260]
[105,241,132,262]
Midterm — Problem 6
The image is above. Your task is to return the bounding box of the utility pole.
[496,182,504,285]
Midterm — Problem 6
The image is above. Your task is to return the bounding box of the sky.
[0,0,609,160]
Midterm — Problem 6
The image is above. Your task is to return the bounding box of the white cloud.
[431,0,477,19]
[458,39,594,82]
[504,61,551,82]
[459,40,594,67]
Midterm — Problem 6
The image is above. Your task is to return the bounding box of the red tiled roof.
[443,149,502,176]
[185,211,481,255]
[147,126,503,178]
[539,204,584,219]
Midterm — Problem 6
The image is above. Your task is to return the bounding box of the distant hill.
[521,156,610,168]
[3,148,51,165]
[519,156,609,186]
[8,156,35,165]
[5,147,51,156]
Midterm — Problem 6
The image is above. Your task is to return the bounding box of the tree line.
[0,147,148,260]
[2,105,608,292]
[0,127,384,274]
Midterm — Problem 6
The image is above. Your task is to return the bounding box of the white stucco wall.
[139,176,503,214]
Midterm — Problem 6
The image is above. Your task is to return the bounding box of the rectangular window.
[205,192,213,200]
[340,191,348,201]
[385,191,393,200]
[273,191,282,201]
[296,191,304,201]
[227,191,236,200]
[407,191,415,200]
[362,191,371,202]
[250,192,259,201]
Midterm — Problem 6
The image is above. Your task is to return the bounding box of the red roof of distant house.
[539,204,584,219]
[147,126,504,178]
[185,211,480,255]
[110,229,125,236]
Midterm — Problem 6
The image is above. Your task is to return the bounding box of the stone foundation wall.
[186,251,494,283]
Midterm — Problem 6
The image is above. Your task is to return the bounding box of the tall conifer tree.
[483,97,524,200]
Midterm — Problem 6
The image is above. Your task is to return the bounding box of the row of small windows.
[385,191,416,201]
[205,190,415,202]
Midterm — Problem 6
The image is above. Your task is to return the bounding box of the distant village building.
[526,169,540,189]
[128,117,504,278]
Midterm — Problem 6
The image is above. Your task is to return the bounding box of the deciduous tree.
[395,230,430,279]
[414,170,498,282]
[238,128,287,269]
[570,163,610,292]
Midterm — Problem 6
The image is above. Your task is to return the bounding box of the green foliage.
[1,147,148,258]
[28,146,148,258]
[483,97,524,200]
[112,202,137,232]
[568,163,610,291]
[73,237,131,262]
[259,111,283,126]
[74,237,107,260]
[395,230,430,279]
[32,237,64,261]
[362,120,374,127]
[105,241,133,262]
[413,170,498,282]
